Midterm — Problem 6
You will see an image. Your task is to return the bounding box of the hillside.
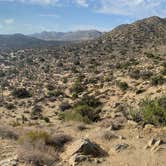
[76,16,166,56]
[30,30,102,41]
[0,16,166,166]
[0,34,68,50]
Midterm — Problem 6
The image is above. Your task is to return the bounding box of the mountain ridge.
[30,30,102,41]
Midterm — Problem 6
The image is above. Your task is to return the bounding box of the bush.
[131,96,166,126]
[0,126,19,140]
[47,90,63,98]
[12,88,32,98]
[31,105,43,120]
[18,130,59,166]
[71,79,85,96]
[59,96,101,123]
[116,81,129,91]
[59,102,71,112]
[5,102,16,110]
[151,75,165,86]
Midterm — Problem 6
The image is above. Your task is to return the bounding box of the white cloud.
[39,13,60,18]
[1,0,166,18]
[74,0,88,7]
[96,0,166,18]
[4,18,15,24]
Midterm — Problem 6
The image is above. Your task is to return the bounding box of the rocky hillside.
[78,16,166,56]
[30,30,102,41]
[0,16,166,166]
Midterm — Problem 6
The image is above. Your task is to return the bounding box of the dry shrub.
[18,130,72,165]
[46,133,72,151]
[0,125,19,140]
[18,140,58,166]
[101,130,118,141]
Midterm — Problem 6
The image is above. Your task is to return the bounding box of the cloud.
[1,0,166,18]
[39,13,60,18]
[4,18,15,24]
[74,0,88,7]
[95,0,166,18]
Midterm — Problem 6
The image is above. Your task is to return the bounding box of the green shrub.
[131,97,166,126]
[47,90,63,97]
[160,67,166,75]
[116,81,129,91]
[59,96,101,123]
[71,79,85,95]
[151,75,165,86]
[12,88,32,98]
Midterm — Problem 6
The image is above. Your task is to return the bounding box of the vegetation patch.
[130,96,166,126]
[12,88,32,99]
[59,95,101,123]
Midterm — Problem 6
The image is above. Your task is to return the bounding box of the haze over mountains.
[30,30,103,41]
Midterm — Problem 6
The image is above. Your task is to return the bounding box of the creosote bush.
[130,96,166,126]
[59,95,101,123]
[12,88,32,98]
[151,75,165,86]
[116,81,129,91]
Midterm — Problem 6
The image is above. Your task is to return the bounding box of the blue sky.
[0,0,166,34]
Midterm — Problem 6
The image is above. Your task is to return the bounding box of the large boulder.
[67,138,107,157]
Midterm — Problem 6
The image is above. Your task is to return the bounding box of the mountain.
[0,34,68,50]
[30,30,102,41]
[93,16,166,55]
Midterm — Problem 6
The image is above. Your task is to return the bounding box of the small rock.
[127,120,138,128]
[144,138,156,149]
[144,124,155,132]
[111,143,129,153]
[151,140,163,151]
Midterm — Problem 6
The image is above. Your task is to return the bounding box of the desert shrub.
[131,96,166,126]
[43,117,50,123]
[46,134,72,151]
[151,75,165,86]
[12,88,32,98]
[59,102,71,112]
[47,90,64,98]
[5,102,16,110]
[18,130,59,166]
[129,69,153,80]
[160,67,166,75]
[116,81,129,91]
[75,95,101,108]
[18,149,58,166]
[101,130,118,141]
[70,79,86,96]
[0,126,19,140]
[46,84,55,91]
[129,69,140,79]
[59,105,100,123]
[18,130,72,165]
[31,105,43,119]
[140,70,153,80]
[59,96,101,123]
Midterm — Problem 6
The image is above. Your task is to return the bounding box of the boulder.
[67,138,107,157]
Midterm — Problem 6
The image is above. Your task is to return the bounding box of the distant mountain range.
[30,30,103,41]
[0,30,102,50]
[0,16,166,50]
[0,34,70,50]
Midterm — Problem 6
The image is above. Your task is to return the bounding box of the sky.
[0,0,166,34]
